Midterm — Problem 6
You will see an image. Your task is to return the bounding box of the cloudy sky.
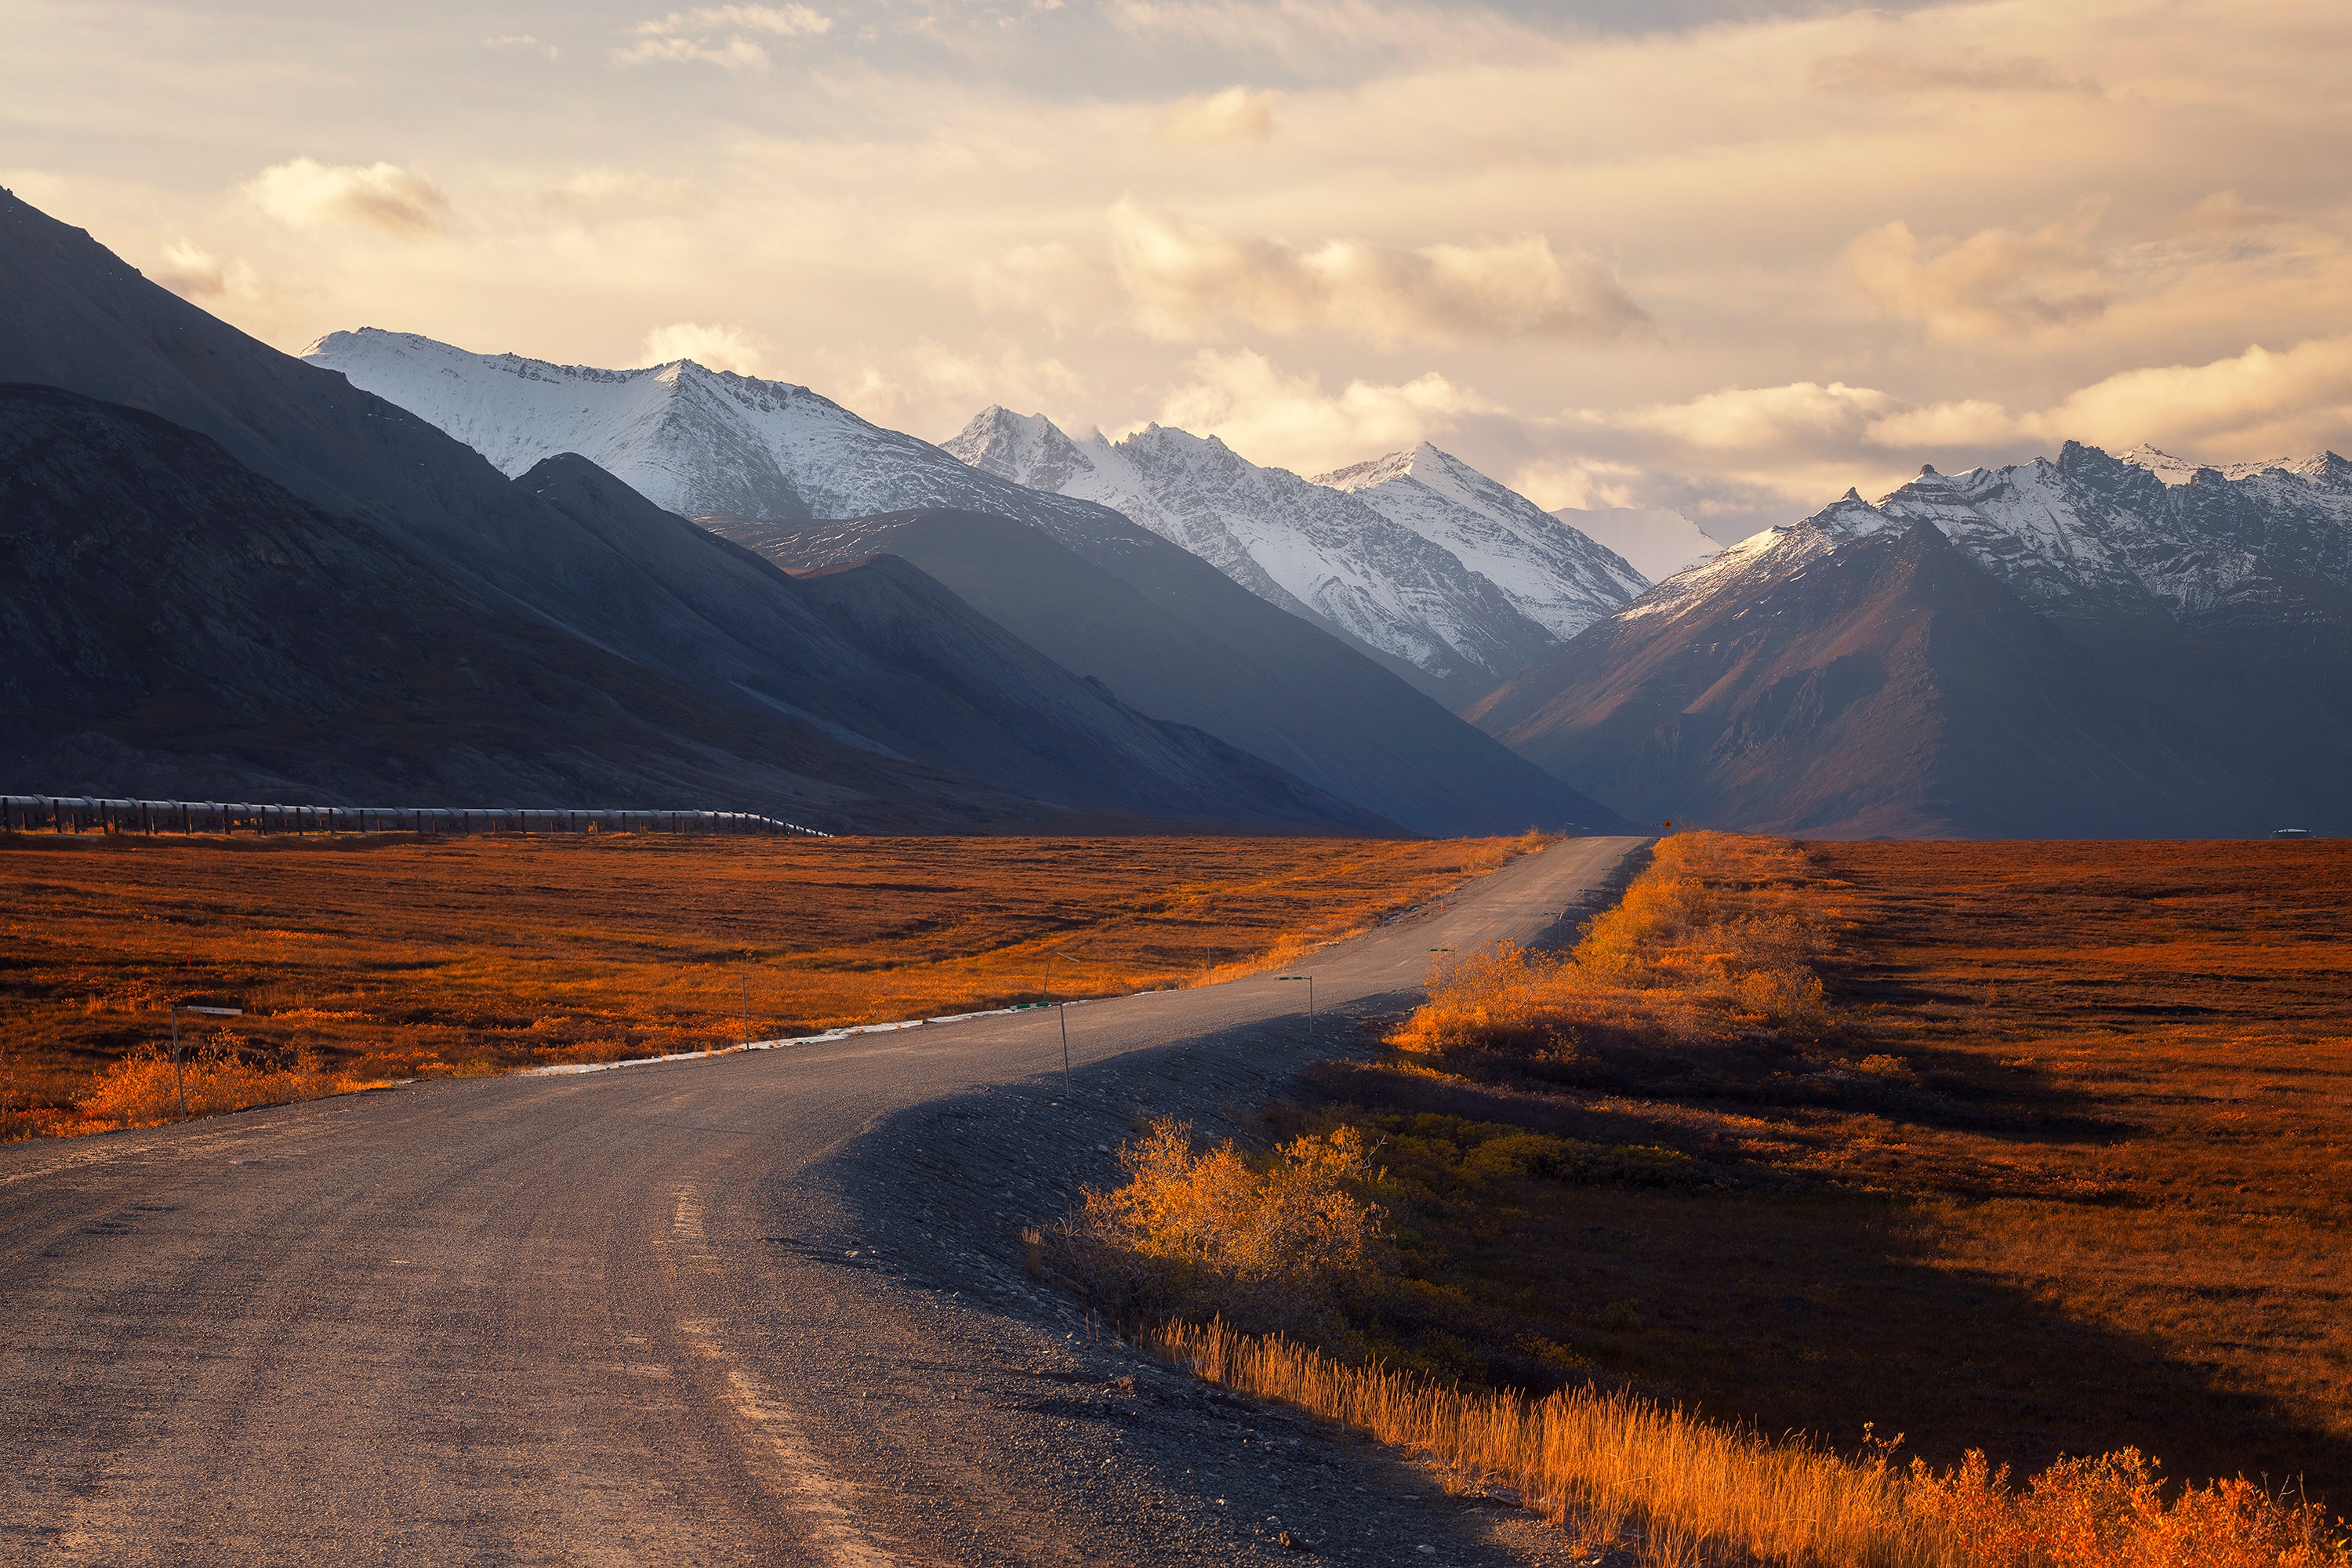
[6,0,2349,537]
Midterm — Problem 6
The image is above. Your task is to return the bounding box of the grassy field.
[0,829,1534,1138]
[1050,832,2352,1555]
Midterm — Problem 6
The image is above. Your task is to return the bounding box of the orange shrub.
[1053,1117,1391,1326]
[76,1036,390,1129]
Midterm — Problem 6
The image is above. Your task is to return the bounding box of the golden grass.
[76,1037,395,1123]
[1152,1318,2352,1568]
[1,829,1538,1138]
[1036,831,2352,1555]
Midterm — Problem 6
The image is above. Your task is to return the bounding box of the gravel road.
[0,835,1642,1566]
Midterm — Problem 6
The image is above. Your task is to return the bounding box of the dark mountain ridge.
[709,508,1633,837]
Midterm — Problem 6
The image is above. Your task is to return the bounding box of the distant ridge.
[1472,442,2352,837]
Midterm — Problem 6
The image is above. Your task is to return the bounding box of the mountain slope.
[947,409,1639,702]
[517,456,1393,831]
[710,509,1633,837]
[1474,447,2352,837]
[296,325,1622,835]
[0,384,1009,820]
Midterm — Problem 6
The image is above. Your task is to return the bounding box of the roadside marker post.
[1275,975,1314,1047]
[169,1004,243,1120]
[1044,949,1084,1098]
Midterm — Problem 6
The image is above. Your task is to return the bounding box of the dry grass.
[1,829,1537,1138]
[1046,830,2352,1555]
[1152,1319,2351,1568]
[1311,833,2352,1500]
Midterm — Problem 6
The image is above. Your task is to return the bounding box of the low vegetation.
[1155,1319,2350,1568]
[0,829,1536,1138]
[1047,830,2352,1561]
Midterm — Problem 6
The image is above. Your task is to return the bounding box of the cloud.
[540,168,698,212]
[1598,381,1903,452]
[484,34,559,57]
[1100,204,1647,346]
[1156,86,1276,148]
[616,5,830,69]
[641,321,768,373]
[2181,190,2292,233]
[151,239,227,298]
[1508,457,1646,512]
[1811,47,2097,96]
[1143,347,1499,475]
[245,158,451,238]
[1844,214,2117,338]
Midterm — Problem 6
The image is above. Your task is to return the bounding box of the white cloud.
[1097,203,1646,346]
[151,239,226,298]
[1508,458,1646,513]
[1143,348,1498,475]
[1845,212,2118,338]
[1156,86,1276,148]
[1598,381,1903,452]
[616,5,830,70]
[641,321,768,373]
[245,158,451,238]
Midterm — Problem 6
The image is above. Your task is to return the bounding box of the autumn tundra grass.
[0,829,1536,1138]
[1044,831,2352,1559]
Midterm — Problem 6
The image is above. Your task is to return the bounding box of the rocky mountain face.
[946,409,1646,703]
[297,326,1621,834]
[1471,443,2352,837]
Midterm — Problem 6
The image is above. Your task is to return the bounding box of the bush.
[1051,1117,1392,1329]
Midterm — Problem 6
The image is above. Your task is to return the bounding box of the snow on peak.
[1312,441,1647,642]
[2115,442,2297,487]
[302,328,1116,530]
[1614,438,2352,629]
[951,414,1635,688]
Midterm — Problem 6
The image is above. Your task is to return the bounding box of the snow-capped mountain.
[1475,440,2352,837]
[294,327,1610,835]
[947,409,1644,699]
[300,328,1116,531]
[1548,506,1720,583]
[1313,443,1646,642]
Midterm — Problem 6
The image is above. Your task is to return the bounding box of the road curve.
[1,837,1643,1566]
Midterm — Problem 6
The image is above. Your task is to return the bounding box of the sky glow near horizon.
[5,0,2349,539]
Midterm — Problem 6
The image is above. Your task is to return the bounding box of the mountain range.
[1472,444,2352,836]
[946,409,1646,702]
[299,333,1668,706]
[300,325,1623,834]
[0,191,1621,834]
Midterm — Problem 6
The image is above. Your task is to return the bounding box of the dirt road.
[0,837,1642,1566]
